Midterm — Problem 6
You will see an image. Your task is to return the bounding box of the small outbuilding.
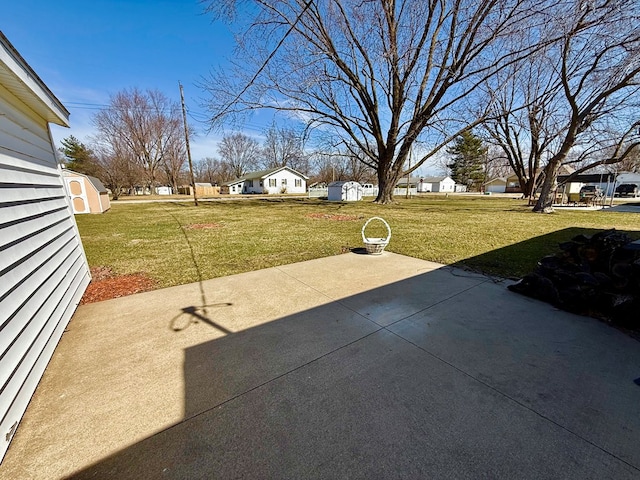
[61,169,111,213]
[328,181,363,201]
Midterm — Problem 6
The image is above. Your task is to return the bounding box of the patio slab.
[1,252,638,479]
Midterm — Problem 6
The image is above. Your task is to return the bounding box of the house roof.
[0,31,69,126]
[484,177,507,185]
[421,176,451,183]
[222,178,245,187]
[506,165,575,181]
[61,169,108,193]
[328,181,361,187]
[558,173,615,184]
[396,177,420,185]
[87,175,108,193]
[243,166,309,180]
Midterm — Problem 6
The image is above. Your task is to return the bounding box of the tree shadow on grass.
[454,227,640,280]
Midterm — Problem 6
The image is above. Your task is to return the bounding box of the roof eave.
[0,31,69,126]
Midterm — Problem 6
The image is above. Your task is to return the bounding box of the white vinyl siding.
[0,62,90,461]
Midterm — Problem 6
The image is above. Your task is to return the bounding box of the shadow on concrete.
[169,303,234,333]
[25,232,640,479]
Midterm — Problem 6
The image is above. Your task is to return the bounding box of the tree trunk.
[533,159,561,212]
[374,161,403,204]
[375,178,395,204]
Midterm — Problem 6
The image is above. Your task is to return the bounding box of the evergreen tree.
[59,136,99,176]
[446,131,488,191]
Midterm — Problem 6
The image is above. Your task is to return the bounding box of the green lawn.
[75,195,640,288]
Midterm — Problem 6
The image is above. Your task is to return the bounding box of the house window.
[269,179,277,187]
[248,180,253,188]
[281,178,287,186]
[295,179,302,187]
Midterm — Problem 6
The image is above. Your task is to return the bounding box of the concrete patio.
[1,252,639,479]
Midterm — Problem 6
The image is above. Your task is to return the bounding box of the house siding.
[418,177,455,193]
[0,41,90,461]
[262,169,306,194]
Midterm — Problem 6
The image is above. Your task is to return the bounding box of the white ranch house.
[417,176,455,193]
[222,166,308,195]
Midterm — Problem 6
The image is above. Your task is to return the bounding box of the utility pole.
[179,81,198,206]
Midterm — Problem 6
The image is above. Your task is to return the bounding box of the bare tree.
[92,142,138,200]
[262,123,308,173]
[560,121,640,179]
[484,145,513,180]
[217,132,261,178]
[93,88,185,191]
[202,0,543,203]
[533,0,640,212]
[193,157,235,184]
[608,144,640,174]
[484,50,564,198]
[161,134,187,192]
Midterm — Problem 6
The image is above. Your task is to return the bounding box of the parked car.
[579,185,603,197]
[614,183,639,197]
[577,185,604,205]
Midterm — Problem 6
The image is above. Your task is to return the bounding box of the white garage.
[0,33,90,461]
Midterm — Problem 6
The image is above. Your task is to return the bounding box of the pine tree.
[446,131,488,191]
[59,136,99,176]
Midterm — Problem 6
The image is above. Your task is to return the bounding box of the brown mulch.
[185,223,223,229]
[81,266,156,304]
[305,213,362,221]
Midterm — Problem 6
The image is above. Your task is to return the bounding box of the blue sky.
[3,0,439,175]
[3,0,270,159]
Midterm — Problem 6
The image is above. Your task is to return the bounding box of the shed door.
[65,178,90,214]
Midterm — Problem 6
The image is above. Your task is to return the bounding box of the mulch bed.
[81,266,156,304]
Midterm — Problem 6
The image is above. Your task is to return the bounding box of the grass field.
[75,195,640,289]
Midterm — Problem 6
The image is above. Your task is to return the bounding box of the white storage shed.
[328,181,363,201]
[0,32,90,461]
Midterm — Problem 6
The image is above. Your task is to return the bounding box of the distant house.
[61,169,111,213]
[484,177,507,194]
[0,32,90,462]
[417,176,455,193]
[396,176,420,188]
[616,172,640,185]
[505,174,524,194]
[506,165,576,194]
[220,178,246,195]
[221,166,308,195]
[557,172,616,197]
